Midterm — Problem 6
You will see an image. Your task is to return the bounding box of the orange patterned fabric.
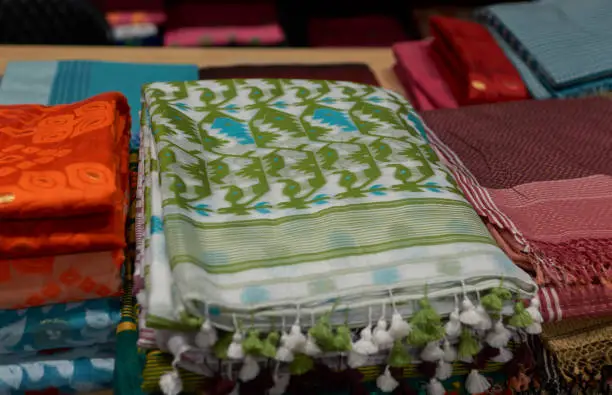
[0,250,123,309]
[0,92,130,258]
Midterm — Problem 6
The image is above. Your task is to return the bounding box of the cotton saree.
[140,79,536,332]
[421,97,612,321]
[0,92,130,258]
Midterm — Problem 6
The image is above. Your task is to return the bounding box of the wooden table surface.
[0,45,402,395]
[0,46,404,95]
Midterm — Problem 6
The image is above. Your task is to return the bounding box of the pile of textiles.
[164,1,285,47]
[0,60,199,149]
[478,0,612,99]
[135,77,541,395]
[101,0,166,46]
[0,92,130,393]
[392,16,529,111]
[421,97,612,391]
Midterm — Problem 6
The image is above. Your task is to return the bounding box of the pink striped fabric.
[421,98,612,321]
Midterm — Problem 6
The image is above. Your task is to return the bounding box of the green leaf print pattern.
[143,79,464,216]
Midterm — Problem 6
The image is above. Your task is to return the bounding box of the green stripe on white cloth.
[141,79,536,332]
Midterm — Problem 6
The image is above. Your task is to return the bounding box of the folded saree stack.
[478,0,612,99]
[0,92,130,393]
[421,97,612,391]
[135,78,538,394]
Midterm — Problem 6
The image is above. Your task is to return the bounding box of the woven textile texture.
[421,97,612,321]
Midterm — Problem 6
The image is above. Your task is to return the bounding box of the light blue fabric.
[0,298,120,355]
[0,60,198,149]
[0,345,115,392]
[0,61,57,105]
[479,0,612,88]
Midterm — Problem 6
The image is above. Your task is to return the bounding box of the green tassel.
[179,311,203,329]
[261,331,280,359]
[309,317,335,351]
[242,329,263,356]
[213,332,233,359]
[480,292,503,312]
[491,279,512,301]
[333,325,352,352]
[508,301,533,328]
[407,297,445,346]
[388,340,411,367]
[289,353,314,375]
[458,329,480,358]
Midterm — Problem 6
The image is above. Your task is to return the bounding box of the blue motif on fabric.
[372,267,400,285]
[151,216,164,234]
[0,345,116,392]
[328,232,357,248]
[208,306,221,316]
[406,112,429,142]
[0,298,120,355]
[194,204,211,216]
[240,286,270,305]
[211,117,254,145]
[200,251,229,266]
[312,108,357,132]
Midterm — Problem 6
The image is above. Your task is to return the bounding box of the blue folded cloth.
[0,344,115,392]
[0,298,120,355]
[486,27,612,99]
[479,0,612,89]
[0,60,198,149]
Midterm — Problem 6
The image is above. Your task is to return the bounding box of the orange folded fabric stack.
[0,92,130,309]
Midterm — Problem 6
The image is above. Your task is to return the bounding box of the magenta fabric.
[164,2,284,46]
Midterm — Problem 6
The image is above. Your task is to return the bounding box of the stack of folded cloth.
[392,16,529,111]
[421,97,612,390]
[0,60,199,149]
[103,0,166,46]
[164,1,285,47]
[134,78,540,394]
[0,92,130,393]
[478,0,612,99]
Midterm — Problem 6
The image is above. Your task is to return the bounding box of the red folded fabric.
[392,40,458,111]
[429,15,529,106]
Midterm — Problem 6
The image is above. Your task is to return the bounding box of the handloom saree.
[428,16,529,105]
[392,40,458,111]
[421,97,612,322]
[0,298,119,354]
[542,316,612,389]
[198,64,381,87]
[164,2,284,47]
[478,0,612,97]
[141,79,535,333]
[0,92,130,258]
[0,60,198,149]
[0,344,115,392]
[0,251,123,309]
[113,149,146,395]
[141,348,518,394]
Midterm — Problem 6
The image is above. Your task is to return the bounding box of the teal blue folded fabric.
[0,344,115,392]
[0,298,120,355]
[479,8,612,98]
[0,60,198,149]
[478,0,612,88]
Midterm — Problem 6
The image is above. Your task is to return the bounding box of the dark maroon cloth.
[421,98,612,188]
[167,1,278,30]
[198,64,380,86]
[308,16,408,47]
[421,97,612,321]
